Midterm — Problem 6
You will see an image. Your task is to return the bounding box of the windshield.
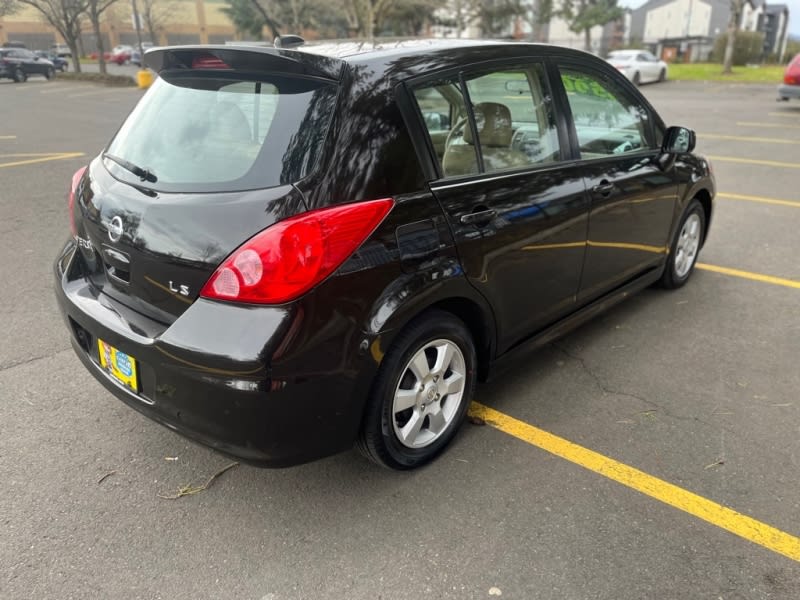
[105,73,337,193]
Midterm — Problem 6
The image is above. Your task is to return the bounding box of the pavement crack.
[0,347,72,374]
[551,342,742,434]
[552,342,659,409]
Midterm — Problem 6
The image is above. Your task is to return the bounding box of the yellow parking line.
[736,121,800,129]
[707,156,800,169]
[702,133,800,145]
[469,402,800,562]
[697,263,800,289]
[0,135,16,140]
[767,113,800,118]
[717,192,800,208]
[0,152,85,169]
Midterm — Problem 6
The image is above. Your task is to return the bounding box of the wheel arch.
[693,187,713,247]
[364,272,497,383]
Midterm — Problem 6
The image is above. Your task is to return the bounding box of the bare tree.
[1,0,19,17]
[85,0,118,74]
[17,0,88,72]
[722,0,743,74]
[139,0,179,44]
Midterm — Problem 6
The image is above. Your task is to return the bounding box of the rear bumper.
[778,84,800,99]
[54,240,377,467]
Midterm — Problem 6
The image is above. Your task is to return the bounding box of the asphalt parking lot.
[1,76,799,599]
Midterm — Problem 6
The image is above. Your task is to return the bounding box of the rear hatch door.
[72,47,341,323]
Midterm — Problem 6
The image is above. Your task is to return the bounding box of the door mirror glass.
[662,126,696,153]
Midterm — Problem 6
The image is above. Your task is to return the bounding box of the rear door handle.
[592,181,615,196]
[460,209,497,226]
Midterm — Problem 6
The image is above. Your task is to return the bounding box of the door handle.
[592,181,615,196]
[460,209,497,226]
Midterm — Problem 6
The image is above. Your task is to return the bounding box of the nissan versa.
[54,40,715,469]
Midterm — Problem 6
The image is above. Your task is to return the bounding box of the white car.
[606,50,668,85]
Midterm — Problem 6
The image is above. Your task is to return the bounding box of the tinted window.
[560,68,653,159]
[413,64,560,178]
[464,66,559,172]
[104,73,337,193]
[413,80,476,177]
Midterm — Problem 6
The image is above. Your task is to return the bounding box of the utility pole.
[131,0,144,61]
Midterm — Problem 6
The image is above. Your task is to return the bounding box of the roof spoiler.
[144,45,343,81]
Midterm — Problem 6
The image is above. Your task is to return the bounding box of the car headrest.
[464,102,513,148]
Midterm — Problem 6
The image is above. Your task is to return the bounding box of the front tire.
[660,199,705,289]
[45,67,55,80]
[357,310,476,470]
[658,68,667,83]
[13,67,26,83]
[632,71,641,86]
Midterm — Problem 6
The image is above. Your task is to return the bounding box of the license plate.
[98,339,139,392]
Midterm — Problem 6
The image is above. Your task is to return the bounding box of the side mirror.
[505,80,530,94]
[662,126,696,154]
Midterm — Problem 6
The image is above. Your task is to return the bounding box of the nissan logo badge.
[108,216,124,243]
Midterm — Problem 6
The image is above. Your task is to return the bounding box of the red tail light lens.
[201,198,394,304]
[68,165,88,237]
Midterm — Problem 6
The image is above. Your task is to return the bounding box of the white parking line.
[67,87,139,99]
[39,85,88,95]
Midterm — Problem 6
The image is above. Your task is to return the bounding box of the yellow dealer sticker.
[98,339,139,393]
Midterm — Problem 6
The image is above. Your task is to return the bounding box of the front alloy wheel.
[660,198,706,288]
[358,310,476,470]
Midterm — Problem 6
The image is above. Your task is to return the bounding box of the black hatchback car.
[54,40,714,469]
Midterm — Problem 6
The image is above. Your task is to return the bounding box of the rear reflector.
[68,166,88,237]
[201,199,394,304]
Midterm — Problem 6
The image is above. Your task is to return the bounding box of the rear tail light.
[201,198,394,304]
[68,166,88,237]
[784,73,799,85]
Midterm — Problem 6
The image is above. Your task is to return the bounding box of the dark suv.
[54,40,715,469]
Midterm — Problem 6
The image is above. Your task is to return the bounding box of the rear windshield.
[104,72,337,193]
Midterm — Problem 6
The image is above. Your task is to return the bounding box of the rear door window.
[412,63,561,178]
[104,73,337,193]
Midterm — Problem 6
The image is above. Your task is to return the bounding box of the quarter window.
[560,68,652,159]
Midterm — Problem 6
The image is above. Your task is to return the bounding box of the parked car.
[34,50,68,72]
[606,50,668,85]
[131,42,155,67]
[3,40,27,49]
[778,53,800,101]
[0,47,56,82]
[109,44,133,65]
[50,43,71,58]
[54,40,714,470]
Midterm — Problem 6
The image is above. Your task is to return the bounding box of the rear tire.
[632,71,641,86]
[13,67,26,83]
[660,199,705,289]
[357,310,476,470]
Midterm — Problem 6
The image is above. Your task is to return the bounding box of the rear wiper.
[103,153,157,183]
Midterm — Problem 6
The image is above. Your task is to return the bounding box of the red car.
[778,54,800,101]
[89,45,132,65]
